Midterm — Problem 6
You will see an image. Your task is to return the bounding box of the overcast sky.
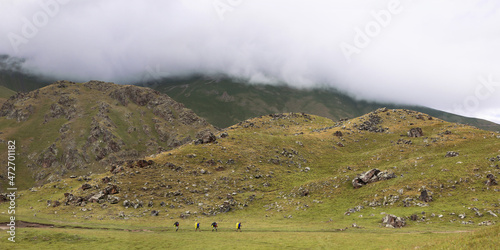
[1,0,499,123]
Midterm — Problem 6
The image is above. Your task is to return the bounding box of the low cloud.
[0,0,499,123]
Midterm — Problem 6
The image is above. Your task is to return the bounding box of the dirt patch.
[0,221,54,230]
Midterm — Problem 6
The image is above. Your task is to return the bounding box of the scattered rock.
[478,221,495,226]
[445,151,459,157]
[487,210,498,217]
[396,139,412,145]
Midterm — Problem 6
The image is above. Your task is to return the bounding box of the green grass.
[2,222,497,249]
[0,85,16,98]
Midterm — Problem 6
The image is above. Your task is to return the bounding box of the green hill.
[2,108,498,248]
[0,80,215,190]
[148,76,500,131]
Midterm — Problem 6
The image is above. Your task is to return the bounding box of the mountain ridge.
[0,80,215,191]
[147,75,500,131]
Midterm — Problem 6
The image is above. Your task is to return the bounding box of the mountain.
[147,76,500,131]
[0,80,215,191]
[1,64,497,132]
[0,55,54,92]
[2,108,498,248]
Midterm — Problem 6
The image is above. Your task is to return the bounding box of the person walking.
[236,222,242,232]
[211,222,218,232]
[195,222,201,232]
[173,221,179,231]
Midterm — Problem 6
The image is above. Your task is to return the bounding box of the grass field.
[1,221,498,249]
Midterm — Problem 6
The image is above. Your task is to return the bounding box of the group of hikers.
[174,221,242,232]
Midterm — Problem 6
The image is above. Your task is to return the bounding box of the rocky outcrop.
[352,169,396,188]
[0,99,34,122]
[356,114,385,133]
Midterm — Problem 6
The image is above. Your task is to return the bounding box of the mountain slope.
[0,80,215,190]
[0,85,16,107]
[148,76,500,131]
[10,109,499,234]
[0,55,54,92]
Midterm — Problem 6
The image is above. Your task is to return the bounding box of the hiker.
[195,222,201,231]
[236,222,242,232]
[173,221,179,231]
[211,222,218,232]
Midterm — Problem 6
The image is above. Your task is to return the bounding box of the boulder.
[81,183,92,190]
[419,189,432,202]
[88,191,105,203]
[382,214,406,228]
[107,195,120,204]
[445,151,459,157]
[123,200,131,207]
[195,130,216,144]
[410,214,418,221]
[352,169,396,188]
[407,127,424,137]
[104,185,119,195]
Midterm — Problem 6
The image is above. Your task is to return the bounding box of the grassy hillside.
[2,109,498,248]
[0,85,16,107]
[0,81,215,191]
[149,76,500,131]
[0,85,16,99]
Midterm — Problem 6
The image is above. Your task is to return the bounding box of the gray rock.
[445,151,459,157]
[407,127,423,137]
[382,214,406,228]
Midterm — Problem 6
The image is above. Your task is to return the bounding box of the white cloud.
[0,0,499,123]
